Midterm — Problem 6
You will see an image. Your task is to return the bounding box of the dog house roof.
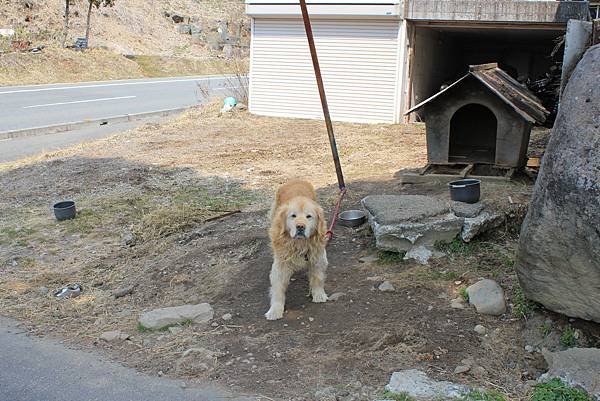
[406,63,548,124]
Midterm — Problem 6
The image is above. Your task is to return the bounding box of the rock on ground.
[100,330,130,342]
[359,254,379,263]
[175,347,218,375]
[474,325,487,335]
[328,292,345,301]
[466,279,506,315]
[450,298,466,309]
[461,212,504,242]
[362,195,463,264]
[451,201,484,218]
[378,281,396,292]
[385,369,469,400]
[540,347,600,399]
[404,245,445,265]
[138,303,213,330]
[516,44,600,322]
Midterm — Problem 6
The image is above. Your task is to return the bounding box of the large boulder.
[516,45,600,322]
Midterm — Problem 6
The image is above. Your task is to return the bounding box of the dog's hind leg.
[265,261,292,320]
[308,251,328,303]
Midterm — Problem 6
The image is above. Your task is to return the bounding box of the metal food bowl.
[338,210,367,227]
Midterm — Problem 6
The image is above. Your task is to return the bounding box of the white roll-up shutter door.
[249,18,401,124]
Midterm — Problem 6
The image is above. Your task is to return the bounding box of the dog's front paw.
[312,291,328,303]
[265,306,284,320]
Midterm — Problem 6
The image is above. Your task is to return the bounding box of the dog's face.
[280,197,322,240]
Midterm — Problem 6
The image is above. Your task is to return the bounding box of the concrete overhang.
[245,0,403,19]
[406,0,590,24]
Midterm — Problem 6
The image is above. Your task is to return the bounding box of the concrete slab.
[362,195,464,263]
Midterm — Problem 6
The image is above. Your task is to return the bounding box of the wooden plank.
[400,172,510,185]
[419,163,432,175]
[469,63,497,71]
[460,163,474,178]
[593,19,600,46]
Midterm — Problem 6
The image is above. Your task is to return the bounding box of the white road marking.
[0,76,241,95]
[24,95,136,109]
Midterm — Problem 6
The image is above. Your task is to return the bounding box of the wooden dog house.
[406,63,548,169]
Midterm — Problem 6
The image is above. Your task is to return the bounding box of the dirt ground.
[1,106,599,400]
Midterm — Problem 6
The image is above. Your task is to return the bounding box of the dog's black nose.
[296,225,305,233]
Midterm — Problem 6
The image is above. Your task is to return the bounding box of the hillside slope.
[0,0,245,56]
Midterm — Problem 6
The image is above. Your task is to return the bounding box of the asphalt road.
[0,75,245,132]
[0,316,255,401]
[0,115,170,163]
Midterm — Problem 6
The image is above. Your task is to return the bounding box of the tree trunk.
[85,0,93,44]
[61,0,70,48]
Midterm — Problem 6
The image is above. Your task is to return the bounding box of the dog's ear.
[270,204,289,239]
[315,203,327,240]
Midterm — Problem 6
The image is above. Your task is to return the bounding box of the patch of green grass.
[459,287,469,302]
[16,257,36,269]
[560,326,577,348]
[61,209,100,234]
[539,322,552,337]
[381,390,414,401]
[137,323,149,333]
[443,271,460,280]
[436,238,478,255]
[377,250,406,265]
[513,286,537,319]
[0,226,36,246]
[181,319,194,326]
[530,378,592,401]
[460,390,507,401]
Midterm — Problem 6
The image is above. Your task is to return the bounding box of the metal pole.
[299,0,346,190]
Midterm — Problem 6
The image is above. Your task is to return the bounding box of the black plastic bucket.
[448,179,481,204]
[53,201,76,221]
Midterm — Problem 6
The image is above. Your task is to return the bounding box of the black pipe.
[299,0,346,190]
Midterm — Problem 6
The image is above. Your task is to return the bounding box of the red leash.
[325,187,347,243]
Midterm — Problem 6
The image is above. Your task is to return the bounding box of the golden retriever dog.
[265,180,328,320]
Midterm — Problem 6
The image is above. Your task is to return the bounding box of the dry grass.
[1,103,426,189]
[0,105,426,306]
[0,47,248,85]
[131,55,248,80]
[0,47,144,85]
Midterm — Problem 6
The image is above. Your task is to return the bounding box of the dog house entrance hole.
[449,103,497,164]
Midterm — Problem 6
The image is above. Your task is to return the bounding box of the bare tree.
[85,0,115,44]
[61,0,73,47]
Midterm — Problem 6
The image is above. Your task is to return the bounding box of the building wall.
[249,18,403,123]
[410,26,455,107]
[406,0,590,23]
[423,78,531,168]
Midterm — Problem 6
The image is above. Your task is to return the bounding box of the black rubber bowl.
[53,201,76,221]
[449,179,481,204]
